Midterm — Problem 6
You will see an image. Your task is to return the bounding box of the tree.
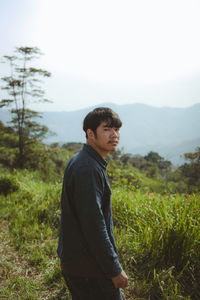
[178,147,200,192]
[0,47,51,167]
[144,151,163,163]
[62,142,83,153]
[184,147,200,163]
[144,151,172,177]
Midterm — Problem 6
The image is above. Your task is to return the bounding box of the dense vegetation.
[0,137,200,299]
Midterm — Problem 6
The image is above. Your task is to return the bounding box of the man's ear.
[87,129,95,139]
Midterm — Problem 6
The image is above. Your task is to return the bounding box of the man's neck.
[86,141,109,159]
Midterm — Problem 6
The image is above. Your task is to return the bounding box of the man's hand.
[112,270,128,289]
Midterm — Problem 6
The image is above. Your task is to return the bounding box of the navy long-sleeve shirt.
[57,144,122,278]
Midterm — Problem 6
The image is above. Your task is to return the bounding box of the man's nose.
[111,129,119,137]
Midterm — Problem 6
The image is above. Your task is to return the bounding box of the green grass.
[112,189,200,299]
[0,170,70,299]
[0,170,200,299]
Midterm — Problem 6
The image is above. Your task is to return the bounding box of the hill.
[1,103,200,165]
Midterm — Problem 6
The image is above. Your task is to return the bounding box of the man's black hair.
[83,107,122,138]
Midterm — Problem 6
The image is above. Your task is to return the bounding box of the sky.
[0,0,200,111]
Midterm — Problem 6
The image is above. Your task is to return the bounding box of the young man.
[57,107,128,300]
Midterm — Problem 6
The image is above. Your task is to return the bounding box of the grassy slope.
[0,171,70,300]
[0,170,200,299]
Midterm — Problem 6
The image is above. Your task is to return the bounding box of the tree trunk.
[18,128,24,168]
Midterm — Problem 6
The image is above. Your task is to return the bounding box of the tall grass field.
[0,170,200,299]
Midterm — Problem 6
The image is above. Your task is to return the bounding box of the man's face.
[87,121,120,157]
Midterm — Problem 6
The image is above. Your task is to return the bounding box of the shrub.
[0,174,19,195]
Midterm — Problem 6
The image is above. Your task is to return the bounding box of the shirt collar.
[83,144,107,169]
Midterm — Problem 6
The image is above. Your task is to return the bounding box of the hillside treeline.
[1,121,199,194]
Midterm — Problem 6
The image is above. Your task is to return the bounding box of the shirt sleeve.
[71,165,122,278]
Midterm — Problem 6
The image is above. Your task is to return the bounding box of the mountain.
[1,103,200,165]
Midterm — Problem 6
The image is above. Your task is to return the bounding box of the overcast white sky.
[1,0,200,111]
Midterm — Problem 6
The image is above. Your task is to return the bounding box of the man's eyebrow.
[103,124,120,129]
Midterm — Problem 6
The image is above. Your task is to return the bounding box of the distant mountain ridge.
[1,103,200,165]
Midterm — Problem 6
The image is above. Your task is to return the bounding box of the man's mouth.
[108,140,118,145]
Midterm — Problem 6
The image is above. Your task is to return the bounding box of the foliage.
[0,174,19,195]
[165,147,200,194]
[0,47,51,168]
[21,142,71,182]
[0,121,18,168]
[61,142,83,153]
[0,170,71,299]
[0,170,200,299]
[107,161,142,191]
[112,189,200,299]
[106,150,174,194]
[0,123,71,182]
[108,148,200,194]
[120,151,172,178]
[184,147,200,162]
[178,147,200,192]
[1,115,199,194]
